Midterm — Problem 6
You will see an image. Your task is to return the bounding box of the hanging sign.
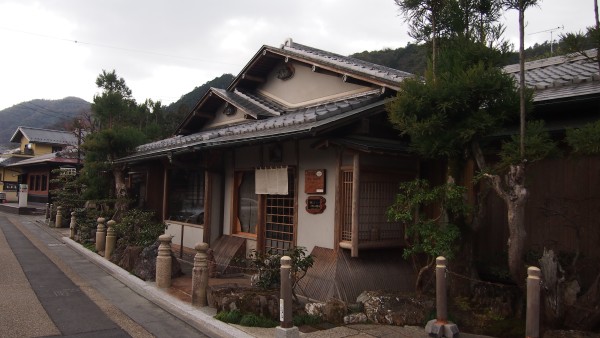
[304,169,325,194]
[306,196,326,214]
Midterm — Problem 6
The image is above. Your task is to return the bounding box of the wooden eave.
[227,46,399,92]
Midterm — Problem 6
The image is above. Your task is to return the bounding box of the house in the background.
[0,126,80,203]
[116,39,428,302]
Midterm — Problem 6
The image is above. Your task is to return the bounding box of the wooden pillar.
[526,266,541,338]
[425,256,459,337]
[276,256,299,337]
[351,153,359,257]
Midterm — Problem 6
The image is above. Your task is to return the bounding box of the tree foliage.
[566,120,600,155]
[387,40,521,160]
[498,120,559,169]
[388,179,468,291]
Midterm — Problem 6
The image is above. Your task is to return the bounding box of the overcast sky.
[0,0,594,111]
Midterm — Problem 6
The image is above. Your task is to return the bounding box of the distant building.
[0,126,80,203]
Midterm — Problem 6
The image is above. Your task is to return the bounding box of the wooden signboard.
[305,196,326,214]
[305,169,325,194]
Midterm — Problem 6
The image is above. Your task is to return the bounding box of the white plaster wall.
[165,222,182,244]
[182,226,204,248]
[296,140,337,252]
[258,61,371,108]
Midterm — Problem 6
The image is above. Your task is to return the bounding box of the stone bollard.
[55,206,63,228]
[425,256,459,338]
[526,266,542,338]
[69,212,76,240]
[105,220,116,260]
[192,242,209,307]
[48,204,55,227]
[95,217,106,252]
[276,256,299,338]
[156,234,173,288]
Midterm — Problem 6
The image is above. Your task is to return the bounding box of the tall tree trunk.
[485,164,528,285]
[113,166,128,219]
[518,1,526,157]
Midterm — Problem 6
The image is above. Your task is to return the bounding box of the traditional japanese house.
[117,39,424,301]
[1,126,79,203]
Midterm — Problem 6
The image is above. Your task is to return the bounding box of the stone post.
[526,266,542,338]
[192,242,209,307]
[69,212,76,240]
[104,220,116,260]
[156,234,173,288]
[48,204,55,227]
[425,256,459,338]
[45,203,50,220]
[276,256,299,338]
[95,217,106,252]
[55,206,63,228]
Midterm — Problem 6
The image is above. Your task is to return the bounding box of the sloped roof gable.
[177,39,413,135]
[10,126,78,146]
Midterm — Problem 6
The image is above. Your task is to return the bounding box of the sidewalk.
[34,214,495,338]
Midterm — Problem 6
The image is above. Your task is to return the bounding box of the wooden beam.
[193,111,213,119]
[242,73,266,83]
[203,169,212,246]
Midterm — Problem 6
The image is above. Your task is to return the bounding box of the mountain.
[0,97,91,152]
[164,73,235,119]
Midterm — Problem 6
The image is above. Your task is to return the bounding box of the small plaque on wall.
[305,169,326,194]
[306,196,326,214]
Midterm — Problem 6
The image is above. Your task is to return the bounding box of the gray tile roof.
[504,50,600,102]
[10,126,78,146]
[278,39,413,89]
[212,89,280,118]
[118,89,386,162]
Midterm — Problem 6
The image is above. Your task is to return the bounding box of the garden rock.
[344,312,367,324]
[208,284,279,320]
[305,302,325,317]
[358,290,434,326]
[322,298,348,324]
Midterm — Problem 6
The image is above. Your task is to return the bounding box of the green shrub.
[215,310,278,328]
[114,209,166,247]
[243,247,314,301]
[293,313,322,326]
[239,313,278,328]
[215,309,242,324]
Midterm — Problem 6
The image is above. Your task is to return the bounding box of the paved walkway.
[4,211,496,338]
[0,213,208,338]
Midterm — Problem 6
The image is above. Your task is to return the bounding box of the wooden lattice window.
[264,170,295,255]
[340,170,353,242]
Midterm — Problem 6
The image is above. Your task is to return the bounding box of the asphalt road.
[0,213,211,338]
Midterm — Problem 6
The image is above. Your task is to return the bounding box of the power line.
[20,101,82,122]
[0,26,244,67]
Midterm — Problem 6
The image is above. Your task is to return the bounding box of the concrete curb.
[61,236,254,338]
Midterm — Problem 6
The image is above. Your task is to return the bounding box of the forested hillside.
[164,73,234,122]
[350,37,586,74]
[0,97,90,151]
